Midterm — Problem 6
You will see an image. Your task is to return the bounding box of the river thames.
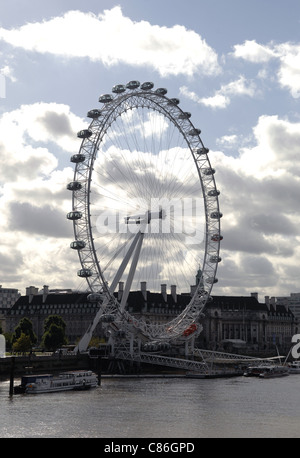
[0,375,299,438]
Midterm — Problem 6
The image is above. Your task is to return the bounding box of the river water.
[0,375,299,438]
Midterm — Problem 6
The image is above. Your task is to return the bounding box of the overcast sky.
[0,0,300,300]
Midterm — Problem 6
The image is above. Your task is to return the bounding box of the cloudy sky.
[0,0,300,300]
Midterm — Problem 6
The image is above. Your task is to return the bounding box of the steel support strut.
[75,211,163,352]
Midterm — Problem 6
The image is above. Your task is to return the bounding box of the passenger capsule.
[70,240,86,250]
[77,129,92,139]
[203,168,215,176]
[112,84,126,94]
[208,189,220,197]
[188,128,201,136]
[77,268,93,278]
[178,112,191,119]
[87,293,103,302]
[67,181,82,191]
[155,88,167,95]
[87,109,102,119]
[126,80,140,90]
[99,94,113,103]
[141,82,154,90]
[66,211,82,220]
[70,153,85,163]
[194,147,209,155]
[168,98,180,105]
[206,277,218,284]
[211,233,223,242]
[101,314,115,323]
[210,211,223,219]
[209,256,222,263]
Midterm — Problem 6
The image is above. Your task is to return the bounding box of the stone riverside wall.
[0,354,91,379]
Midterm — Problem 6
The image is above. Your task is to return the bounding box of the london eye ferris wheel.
[67,81,222,352]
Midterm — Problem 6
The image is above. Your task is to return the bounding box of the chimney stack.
[171,285,177,303]
[251,292,258,301]
[161,284,167,302]
[42,285,49,303]
[141,281,147,300]
[26,286,38,304]
[265,296,270,310]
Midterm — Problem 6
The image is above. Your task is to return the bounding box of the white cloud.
[0,102,84,183]
[0,7,221,78]
[275,43,300,98]
[232,40,276,63]
[180,75,256,109]
[211,114,300,296]
[0,64,16,82]
[0,102,85,291]
[232,39,300,98]
[216,135,238,147]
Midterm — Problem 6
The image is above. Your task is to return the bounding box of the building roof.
[5,290,295,318]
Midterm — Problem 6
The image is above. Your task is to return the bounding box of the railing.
[115,350,209,372]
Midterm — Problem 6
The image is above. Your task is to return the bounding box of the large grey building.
[3,283,296,354]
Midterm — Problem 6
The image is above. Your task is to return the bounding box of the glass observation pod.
[209,256,222,263]
[101,314,115,323]
[206,277,218,284]
[168,98,180,105]
[211,233,223,242]
[155,88,168,95]
[77,268,93,278]
[208,189,220,197]
[67,181,82,191]
[194,147,209,155]
[66,211,82,220]
[188,128,201,136]
[99,94,113,103]
[203,168,216,176]
[70,240,86,250]
[70,153,85,163]
[87,109,102,119]
[141,82,154,90]
[77,129,92,139]
[178,112,191,119]
[126,80,140,90]
[87,293,103,302]
[210,211,223,219]
[112,84,126,94]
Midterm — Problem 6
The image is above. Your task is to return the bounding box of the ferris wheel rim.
[68,81,222,343]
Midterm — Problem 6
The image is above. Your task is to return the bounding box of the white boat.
[259,365,289,378]
[16,370,98,394]
[287,361,300,374]
[243,365,272,377]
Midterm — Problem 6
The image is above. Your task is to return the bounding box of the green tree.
[43,315,66,333]
[12,332,32,353]
[42,316,67,351]
[42,323,67,351]
[13,317,37,346]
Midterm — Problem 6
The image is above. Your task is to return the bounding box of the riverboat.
[287,361,300,374]
[259,365,289,378]
[243,365,272,377]
[14,370,98,394]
